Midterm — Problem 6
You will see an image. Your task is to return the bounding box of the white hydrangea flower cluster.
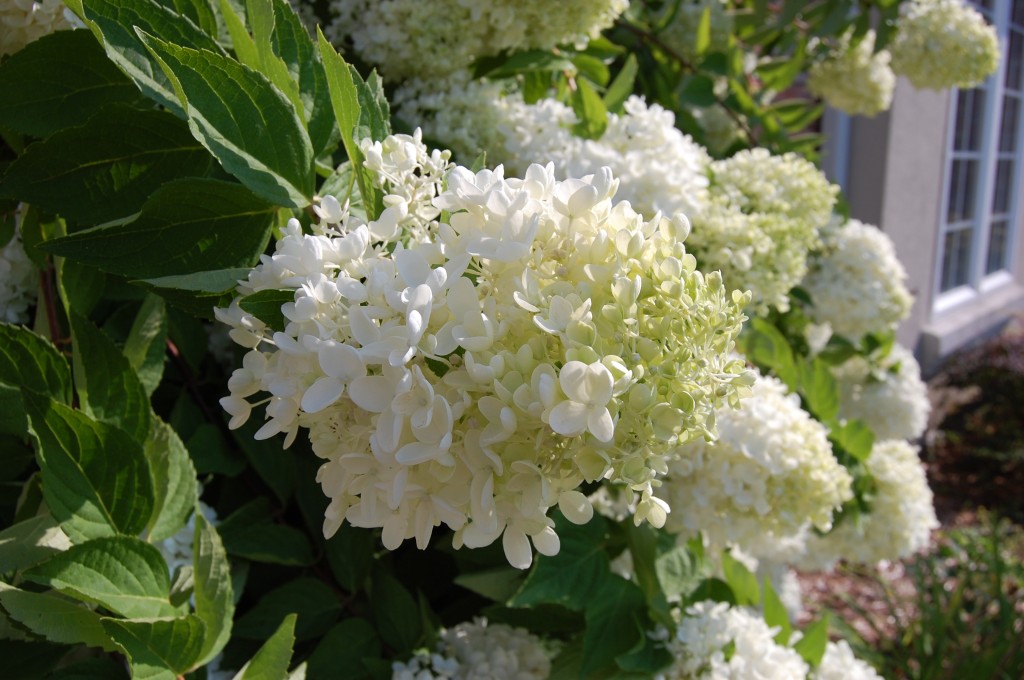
[830,344,929,441]
[659,373,853,555]
[807,31,895,117]
[802,219,913,342]
[658,0,733,61]
[217,132,751,569]
[396,77,712,221]
[326,0,628,80]
[0,0,71,57]
[802,439,938,569]
[688,149,838,314]
[1,216,39,325]
[889,0,1000,90]
[391,619,551,680]
[811,640,884,680]
[659,600,809,680]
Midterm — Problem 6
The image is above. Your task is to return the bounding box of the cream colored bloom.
[808,31,895,117]
[0,0,71,57]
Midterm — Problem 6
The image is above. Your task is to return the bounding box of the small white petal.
[549,401,588,437]
[301,376,344,413]
[558,490,594,525]
[532,527,560,557]
[503,526,533,570]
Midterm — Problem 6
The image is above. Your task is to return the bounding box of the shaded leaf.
[234,578,342,642]
[0,514,71,574]
[193,511,234,666]
[103,615,206,677]
[235,613,296,680]
[144,418,199,542]
[0,583,115,650]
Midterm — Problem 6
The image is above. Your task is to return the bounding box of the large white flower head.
[217,132,751,569]
[658,0,733,61]
[392,619,551,680]
[326,0,628,80]
[808,30,896,117]
[0,0,71,56]
[658,372,853,556]
[830,344,929,441]
[1,209,39,325]
[659,600,809,680]
[811,640,883,680]
[801,439,938,569]
[889,0,1000,90]
[687,149,839,315]
[802,218,913,342]
[396,77,712,221]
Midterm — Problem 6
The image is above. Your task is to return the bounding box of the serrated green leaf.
[76,0,227,115]
[218,498,314,566]
[581,576,646,678]
[56,258,106,318]
[741,317,799,390]
[762,576,793,645]
[0,30,146,138]
[0,106,213,227]
[511,514,610,611]
[103,615,206,677]
[24,393,154,541]
[571,77,608,140]
[153,0,219,37]
[306,618,379,680]
[794,614,830,666]
[234,578,342,642]
[655,541,707,602]
[829,420,874,463]
[24,536,176,618]
[138,268,248,319]
[798,357,839,422]
[0,323,71,403]
[0,583,115,650]
[372,571,421,655]
[123,294,168,397]
[145,419,199,542]
[42,179,275,279]
[237,289,292,331]
[140,31,314,207]
[721,550,760,607]
[193,512,234,666]
[687,577,736,606]
[604,54,638,114]
[69,312,151,443]
[235,613,296,680]
[0,514,71,573]
[0,382,28,440]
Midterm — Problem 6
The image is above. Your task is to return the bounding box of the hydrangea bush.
[0,0,997,678]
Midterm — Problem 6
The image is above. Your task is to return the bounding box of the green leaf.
[25,393,154,541]
[581,576,645,678]
[0,323,71,403]
[623,523,671,625]
[219,499,315,566]
[721,550,760,607]
[511,514,610,611]
[234,613,296,680]
[103,615,206,677]
[138,268,248,319]
[24,536,176,619]
[679,74,718,107]
[0,30,146,138]
[571,77,608,141]
[144,418,199,542]
[0,106,213,227]
[372,571,421,654]
[237,289,293,332]
[655,541,707,602]
[761,577,793,645]
[454,567,524,602]
[0,381,28,441]
[687,577,736,606]
[153,0,219,36]
[829,420,874,463]
[306,618,379,680]
[0,514,71,573]
[69,313,151,443]
[75,0,227,115]
[793,614,830,666]
[193,511,234,667]
[797,357,839,422]
[230,418,297,503]
[694,6,712,57]
[234,578,342,642]
[324,524,375,594]
[185,423,247,476]
[140,32,314,207]
[474,50,575,80]
[56,258,106,318]
[123,294,169,397]
[741,318,799,390]
[603,54,638,114]
[42,178,275,279]
[0,583,115,650]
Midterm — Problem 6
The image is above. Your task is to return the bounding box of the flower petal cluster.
[687,149,838,314]
[217,132,751,569]
[658,372,853,555]
[392,618,551,680]
[659,0,733,61]
[326,0,628,80]
[812,640,884,680]
[889,0,1000,90]
[802,439,938,569]
[0,0,71,56]
[802,218,913,341]
[831,344,929,441]
[1,213,39,325]
[396,76,712,221]
[659,600,809,680]
[808,31,895,117]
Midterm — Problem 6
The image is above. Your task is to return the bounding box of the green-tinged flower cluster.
[326,0,629,80]
[890,0,1000,90]
[688,149,839,314]
[217,132,751,569]
[1,0,71,57]
[659,372,853,555]
[808,31,895,117]
[802,218,913,341]
[802,439,938,569]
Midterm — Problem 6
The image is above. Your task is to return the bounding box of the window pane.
[1007,30,1024,90]
[947,159,979,222]
[1000,96,1021,151]
[1015,0,1024,27]
[986,220,1010,273]
[954,89,985,151]
[941,229,973,291]
[992,158,1015,213]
